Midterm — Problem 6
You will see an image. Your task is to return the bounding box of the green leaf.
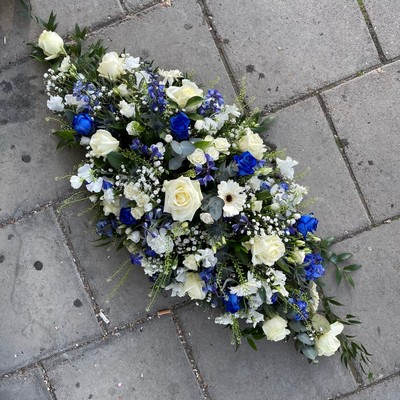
[194,141,212,151]
[276,258,291,273]
[106,152,126,170]
[185,96,204,109]
[247,337,257,350]
[335,267,343,285]
[186,113,204,121]
[344,273,355,288]
[64,110,76,124]
[53,129,76,141]
[337,253,353,262]
[296,332,314,346]
[343,264,362,272]
[256,191,272,201]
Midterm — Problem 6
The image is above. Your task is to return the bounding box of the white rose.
[38,30,64,60]
[183,254,198,271]
[90,130,119,157]
[97,52,124,81]
[206,146,220,161]
[47,95,64,112]
[200,212,214,224]
[262,315,290,341]
[315,321,344,357]
[119,100,135,118]
[187,148,207,165]
[213,137,231,154]
[182,272,206,300]
[166,79,203,110]
[59,55,71,72]
[163,177,203,222]
[238,128,267,160]
[245,234,285,266]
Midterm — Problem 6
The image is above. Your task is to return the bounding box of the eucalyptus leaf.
[180,141,196,156]
[171,140,182,155]
[169,157,184,170]
[296,332,314,346]
[311,314,331,334]
[289,320,307,333]
[302,345,318,360]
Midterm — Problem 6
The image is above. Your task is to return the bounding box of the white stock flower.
[128,231,141,243]
[119,100,135,118]
[276,156,299,180]
[238,128,267,159]
[230,272,261,296]
[213,137,231,154]
[246,309,265,327]
[158,69,183,85]
[163,177,203,222]
[122,56,140,72]
[166,79,203,110]
[244,234,285,266]
[187,148,207,165]
[131,207,145,220]
[215,314,234,326]
[182,273,206,300]
[315,321,344,357]
[47,95,64,112]
[194,117,218,133]
[146,228,174,255]
[59,55,71,72]
[64,94,87,111]
[38,30,64,60]
[97,52,124,81]
[217,180,246,217]
[200,212,214,224]
[90,130,119,157]
[262,315,290,342]
[194,248,218,268]
[248,176,262,191]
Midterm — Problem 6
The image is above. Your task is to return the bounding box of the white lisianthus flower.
[315,321,344,357]
[183,254,198,271]
[122,56,140,72]
[158,69,183,85]
[200,212,214,224]
[187,148,207,165]
[146,228,174,254]
[47,95,64,112]
[213,137,231,154]
[230,272,261,296]
[238,128,267,159]
[217,180,246,217]
[206,146,220,161]
[166,79,203,110]
[163,177,203,222]
[276,156,299,180]
[117,83,132,97]
[119,100,135,118]
[97,52,124,81]
[59,55,71,72]
[128,231,141,243]
[244,234,285,266]
[262,315,290,342]
[90,130,119,157]
[182,273,206,300]
[38,30,64,60]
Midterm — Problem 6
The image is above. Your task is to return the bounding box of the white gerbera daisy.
[217,180,246,217]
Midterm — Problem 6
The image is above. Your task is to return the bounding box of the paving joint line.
[316,94,375,225]
[197,0,241,100]
[39,362,58,400]
[356,0,387,63]
[171,311,212,400]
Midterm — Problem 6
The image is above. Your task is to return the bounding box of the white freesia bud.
[38,30,64,60]
[164,134,173,143]
[97,52,124,81]
[90,130,119,157]
[200,212,214,224]
[262,315,290,341]
[315,321,344,356]
[59,55,71,72]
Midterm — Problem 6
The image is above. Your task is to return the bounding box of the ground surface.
[1,1,399,399]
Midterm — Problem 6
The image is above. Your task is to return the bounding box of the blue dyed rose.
[72,112,95,136]
[296,214,318,238]
[170,112,190,141]
[233,151,258,176]
[119,207,137,226]
[224,293,241,313]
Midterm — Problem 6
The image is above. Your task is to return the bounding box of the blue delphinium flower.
[147,76,167,113]
[303,253,325,280]
[130,253,143,266]
[198,89,224,115]
[102,180,113,190]
[96,218,117,237]
[289,297,309,321]
[296,214,319,238]
[224,293,241,313]
[170,112,190,141]
[72,112,95,136]
[119,207,137,226]
[195,154,218,186]
[199,267,217,294]
[233,151,258,176]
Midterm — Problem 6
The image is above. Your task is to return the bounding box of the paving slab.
[0,60,83,221]
[363,0,400,59]
[43,316,203,400]
[206,0,379,110]
[94,0,236,103]
[0,368,52,400]
[265,97,370,238]
[0,0,124,71]
[59,200,183,329]
[345,375,400,400]
[322,60,400,223]
[0,209,101,375]
[324,219,400,381]
[176,305,357,400]
[123,0,158,13]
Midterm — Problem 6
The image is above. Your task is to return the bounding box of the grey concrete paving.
[205,0,380,110]
[1,0,399,398]
[0,209,101,375]
[325,219,400,382]
[363,0,400,59]
[176,305,357,400]
[43,316,203,400]
[59,201,183,329]
[265,97,370,238]
[322,61,400,223]
[0,368,52,400]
